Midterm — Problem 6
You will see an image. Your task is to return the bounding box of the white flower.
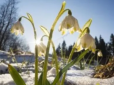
[59,15,81,35]
[76,33,96,53]
[37,41,46,56]
[10,21,24,35]
[97,51,103,57]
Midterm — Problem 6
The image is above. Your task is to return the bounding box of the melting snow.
[0,50,114,85]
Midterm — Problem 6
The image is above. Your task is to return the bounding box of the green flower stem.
[41,35,59,74]
[30,23,38,85]
[34,44,38,85]
[51,40,59,74]
[68,46,76,62]
[21,16,38,85]
[42,8,70,85]
[85,52,92,63]
[51,53,55,66]
[99,57,103,64]
[60,45,76,85]
[42,38,51,85]
[79,59,83,69]
[41,35,60,84]
[88,55,94,68]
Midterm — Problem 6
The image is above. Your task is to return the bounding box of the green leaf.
[27,13,33,23]
[38,72,43,85]
[88,55,94,67]
[8,64,26,85]
[82,19,92,31]
[40,26,49,36]
[51,50,89,85]
[38,72,51,85]
[46,79,51,85]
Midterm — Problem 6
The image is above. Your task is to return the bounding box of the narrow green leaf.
[38,72,43,85]
[88,55,94,67]
[82,19,92,31]
[46,79,51,85]
[40,26,49,36]
[51,50,89,85]
[8,64,26,85]
[27,13,33,23]
[38,72,51,85]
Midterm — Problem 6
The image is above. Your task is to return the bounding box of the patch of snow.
[47,68,114,85]
[0,50,114,85]
[47,67,56,77]
[0,50,10,55]
[69,65,80,70]
[0,63,8,73]
[0,66,114,85]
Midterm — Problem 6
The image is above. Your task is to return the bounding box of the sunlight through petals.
[10,21,24,35]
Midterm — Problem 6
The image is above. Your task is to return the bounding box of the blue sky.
[1,0,114,53]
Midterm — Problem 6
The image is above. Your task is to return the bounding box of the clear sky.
[1,0,114,53]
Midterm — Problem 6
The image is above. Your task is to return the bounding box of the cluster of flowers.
[10,13,102,57]
[9,1,103,85]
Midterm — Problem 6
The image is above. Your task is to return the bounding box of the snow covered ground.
[0,50,114,85]
[0,66,114,85]
[0,62,114,85]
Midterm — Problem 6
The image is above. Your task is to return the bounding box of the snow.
[0,63,8,73]
[47,68,114,85]
[47,67,56,77]
[0,67,114,85]
[0,50,10,55]
[0,72,34,85]
[0,64,114,85]
[0,50,114,85]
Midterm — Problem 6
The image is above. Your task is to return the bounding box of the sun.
[35,39,41,45]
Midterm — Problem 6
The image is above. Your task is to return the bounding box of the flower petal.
[59,15,80,34]
[10,21,24,35]
[61,29,67,35]
[76,33,96,53]
[69,28,75,34]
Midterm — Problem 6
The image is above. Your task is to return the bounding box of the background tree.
[61,40,67,57]
[56,34,114,65]
[109,34,114,56]
[56,44,61,57]
[99,36,107,64]
[66,45,72,57]
[95,37,99,49]
[94,35,111,64]
[0,0,30,53]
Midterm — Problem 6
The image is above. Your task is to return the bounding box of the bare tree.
[0,0,30,52]
[9,36,30,53]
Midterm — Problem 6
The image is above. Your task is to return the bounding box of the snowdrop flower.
[10,21,24,35]
[59,14,81,35]
[97,51,103,57]
[37,41,46,56]
[77,33,96,53]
